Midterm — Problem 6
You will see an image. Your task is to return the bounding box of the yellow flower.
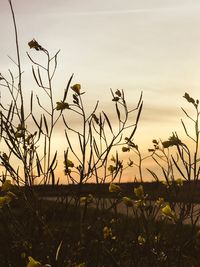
[138,235,146,246]
[176,178,183,187]
[196,230,200,237]
[122,196,133,207]
[156,197,164,207]
[122,146,130,152]
[134,199,146,208]
[162,204,175,219]
[134,185,144,199]
[109,183,121,193]
[80,194,93,204]
[154,235,160,243]
[80,197,87,204]
[108,165,116,173]
[27,256,41,267]
[64,159,74,175]
[56,101,70,111]
[103,226,112,239]
[162,180,172,188]
[15,131,24,138]
[87,194,93,203]
[17,124,25,131]
[65,159,74,168]
[0,190,16,208]
[71,84,81,95]
[1,180,12,192]
[0,195,11,208]
[127,158,133,167]
[28,39,43,51]
[76,263,86,267]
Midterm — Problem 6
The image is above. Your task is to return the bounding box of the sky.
[1,0,200,182]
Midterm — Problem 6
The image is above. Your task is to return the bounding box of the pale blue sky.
[1,0,200,181]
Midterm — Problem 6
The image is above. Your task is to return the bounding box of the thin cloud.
[64,5,200,17]
[141,104,181,123]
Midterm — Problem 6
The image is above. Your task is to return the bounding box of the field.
[1,182,200,266]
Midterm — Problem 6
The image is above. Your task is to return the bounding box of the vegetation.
[1,1,200,266]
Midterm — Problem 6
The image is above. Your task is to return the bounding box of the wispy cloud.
[141,104,181,123]
[65,5,200,17]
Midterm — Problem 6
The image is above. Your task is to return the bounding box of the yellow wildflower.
[109,183,121,193]
[134,199,146,208]
[0,190,16,208]
[76,263,86,267]
[134,185,144,199]
[154,235,160,243]
[122,196,133,207]
[80,197,87,204]
[156,197,165,207]
[162,204,175,219]
[15,131,24,138]
[103,226,112,239]
[138,235,146,246]
[176,178,183,187]
[64,159,74,175]
[196,229,200,237]
[28,39,43,51]
[87,194,93,203]
[0,195,11,208]
[127,158,133,167]
[122,146,130,152]
[162,180,172,188]
[108,165,116,173]
[71,84,81,95]
[27,256,41,267]
[1,180,12,192]
[80,194,93,204]
[56,101,70,111]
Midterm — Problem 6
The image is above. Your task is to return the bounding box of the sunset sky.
[1,0,200,182]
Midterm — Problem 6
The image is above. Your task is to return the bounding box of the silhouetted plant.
[1,1,200,267]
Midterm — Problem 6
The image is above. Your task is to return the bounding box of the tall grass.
[0,1,200,266]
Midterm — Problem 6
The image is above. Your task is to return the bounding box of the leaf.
[32,114,41,129]
[32,66,40,87]
[56,240,63,261]
[115,103,120,121]
[51,169,55,186]
[102,111,113,135]
[63,73,74,102]
[146,168,159,182]
[93,138,100,158]
[30,91,33,113]
[128,101,143,141]
[43,115,49,135]
[48,151,57,172]
[36,153,43,176]
[78,132,83,154]
[38,115,43,140]
[6,102,13,122]
[171,155,187,180]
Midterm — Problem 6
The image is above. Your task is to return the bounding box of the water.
[41,196,200,226]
